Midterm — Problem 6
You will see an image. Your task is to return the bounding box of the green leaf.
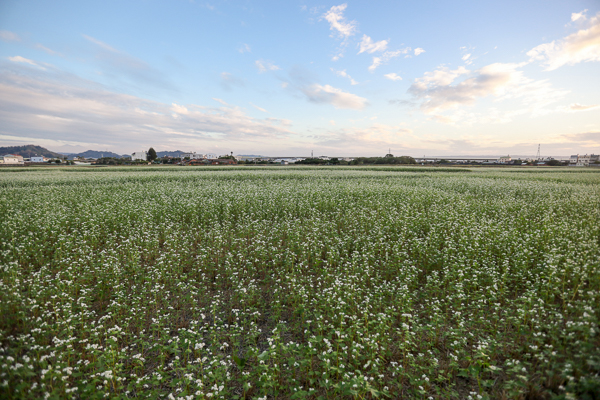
[233,354,246,368]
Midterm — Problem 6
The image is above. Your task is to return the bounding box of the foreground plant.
[0,166,598,399]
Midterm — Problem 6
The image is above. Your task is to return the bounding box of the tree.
[147,147,157,162]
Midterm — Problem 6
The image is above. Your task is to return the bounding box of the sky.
[1,0,599,157]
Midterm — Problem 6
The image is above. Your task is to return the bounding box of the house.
[2,154,24,164]
[131,151,147,161]
[30,156,45,163]
[207,158,237,165]
[181,152,204,159]
[498,155,512,164]
[570,154,599,166]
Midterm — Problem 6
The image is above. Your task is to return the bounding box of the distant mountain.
[156,150,185,158]
[67,150,129,159]
[0,144,64,158]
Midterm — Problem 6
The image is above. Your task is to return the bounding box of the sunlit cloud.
[331,68,358,85]
[358,35,388,54]
[301,84,367,110]
[322,4,357,40]
[368,48,410,72]
[414,48,425,56]
[35,44,59,55]
[384,73,402,81]
[407,62,568,123]
[255,59,280,73]
[571,9,588,22]
[566,103,600,112]
[0,66,292,152]
[7,56,46,70]
[528,12,600,70]
[250,102,268,112]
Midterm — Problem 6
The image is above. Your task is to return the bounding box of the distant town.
[1,145,599,167]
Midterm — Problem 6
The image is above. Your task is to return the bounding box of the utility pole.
[536,144,541,161]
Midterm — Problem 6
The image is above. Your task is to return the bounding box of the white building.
[570,154,599,166]
[131,151,147,161]
[498,155,512,164]
[2,154,24,164]
[30,156,45,163]
[181,152,204,159]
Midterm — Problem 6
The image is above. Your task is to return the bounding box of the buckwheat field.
[1,167,599,400]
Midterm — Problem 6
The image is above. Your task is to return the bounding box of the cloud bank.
[0,63,292,152]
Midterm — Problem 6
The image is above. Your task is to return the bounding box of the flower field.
[1,166,599,399]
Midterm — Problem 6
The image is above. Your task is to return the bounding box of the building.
[2,154,24,164]
[498,155,512,164]
[207,158,237,165]
[30,156,45,163]
[570,154,599,166]
[131,151,147,161]
[181,152,204,159]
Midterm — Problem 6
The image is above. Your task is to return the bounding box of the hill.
[67,150,129,159]
[0,145,64,158]
[157,150,185,158]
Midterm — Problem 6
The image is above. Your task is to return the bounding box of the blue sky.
[1,0,599,156]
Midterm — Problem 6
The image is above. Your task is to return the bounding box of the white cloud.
[322,4,357,40]
[462,53,471,61]
[368,48,410,72]
[331,68,358,85]
[414,48,425,56]
[255,59,280,73]
[35,44,58,55]
[171,103,189,115]
[0,69,293,152]
[0,30,21,42]
[212,98,229,106]
[83,34,118,52]
[572,9,588,22]
[566,103,600,112]
[301,84,367,109]
[527,12,600,70]
[7,56,46,70]
[358,35,388,54]
[384,73,402,81]
[408,62,568,122]
[238,43,251,53]
[250,103,268,112]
